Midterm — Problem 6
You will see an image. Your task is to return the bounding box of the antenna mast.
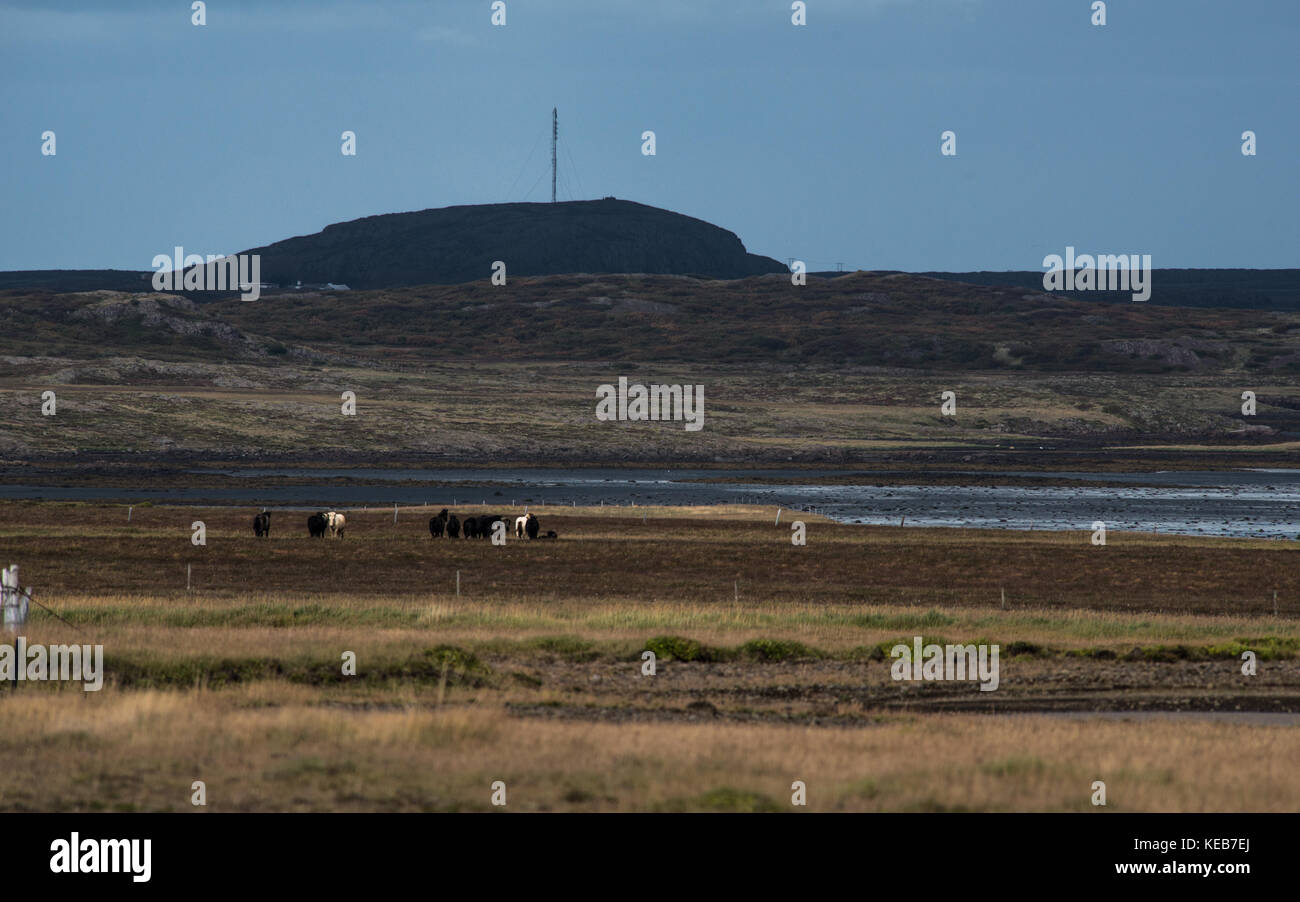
[551,107,558,203]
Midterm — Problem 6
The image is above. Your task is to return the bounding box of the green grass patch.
[644,635,722,662]
[101,647,492,690]
[845,608,956,630]
[1205,636,1300,661]
[737,638,822,662]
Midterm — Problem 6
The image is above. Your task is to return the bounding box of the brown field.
[4,500,1298,616]
[0,500,1297,811]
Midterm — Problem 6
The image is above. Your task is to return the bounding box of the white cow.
[324,511,346,538]
[514,515,529,539]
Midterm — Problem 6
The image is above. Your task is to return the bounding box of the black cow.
[462,516,480,539]
[307,512,327,538]
[253,510,271,537]
[524,513,539,540]
[429,508,447,538]
[478,515,505,540]
[446,514,461,538]
[537,530,558,540]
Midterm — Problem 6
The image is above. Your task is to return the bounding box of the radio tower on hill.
[551,107,558,203]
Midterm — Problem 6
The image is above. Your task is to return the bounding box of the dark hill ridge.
[917,269,1300,311]
[237,198,786,289]
[4,270,1300,377]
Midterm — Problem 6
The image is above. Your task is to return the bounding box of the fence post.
[2,565,30,631]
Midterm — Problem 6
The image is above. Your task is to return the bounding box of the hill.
[0,199,784,293]
[918,269,1300,311]
[0,269,153,294]
[5,271,1300,375]
[236,198,785,288]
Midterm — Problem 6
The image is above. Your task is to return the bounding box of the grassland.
[6,359,1297,461]
[1,500,1297,811]
[4,694,1296,812]
[3,272,1300,462]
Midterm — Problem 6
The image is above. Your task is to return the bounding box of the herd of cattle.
[250,508,556,540]
[426,509,556,540]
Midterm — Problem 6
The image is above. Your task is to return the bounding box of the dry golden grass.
[0,688,1294,812]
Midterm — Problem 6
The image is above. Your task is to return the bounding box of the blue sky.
[1,0,1296,272]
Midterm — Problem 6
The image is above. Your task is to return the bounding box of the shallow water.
[1,467,1298,539]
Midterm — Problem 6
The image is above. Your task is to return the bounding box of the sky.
[1,0,1296,272]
